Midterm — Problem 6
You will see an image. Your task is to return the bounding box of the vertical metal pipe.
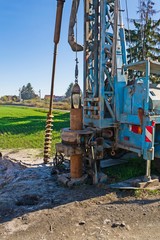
[146,160,151,181]
[93,0,99,97]
[49,44,58,115]
[91,145,98,184]
[49,0,65,114]
[111,0,118,78]
[54,0,65,44]
[70,108,83,178]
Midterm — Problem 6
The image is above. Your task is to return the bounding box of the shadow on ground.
[0,111,70,135]
[0,156,160,224]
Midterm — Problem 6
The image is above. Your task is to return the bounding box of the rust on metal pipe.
[70,108,83,130]
[54,0,65,44]
[70,154,83,178]
[70,108,83,178]
[138,107,144,126]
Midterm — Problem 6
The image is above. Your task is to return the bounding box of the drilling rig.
[49,0,160,185]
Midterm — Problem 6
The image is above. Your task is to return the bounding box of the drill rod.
[44,0,65,163]
[49,0,65,113]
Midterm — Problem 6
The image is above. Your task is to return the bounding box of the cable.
[125,0,133,62]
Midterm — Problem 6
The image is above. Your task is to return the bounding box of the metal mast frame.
[83,0,115,128]
[83,0,127,129]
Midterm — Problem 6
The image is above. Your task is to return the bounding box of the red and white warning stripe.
[145,126,153,142]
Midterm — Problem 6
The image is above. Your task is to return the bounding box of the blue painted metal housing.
[119,60,160,160]
[83,0,160,161]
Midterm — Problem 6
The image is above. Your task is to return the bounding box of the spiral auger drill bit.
[43,114,53,162]
[43,0,65,164]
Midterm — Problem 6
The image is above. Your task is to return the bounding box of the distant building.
[44,95,50,100]
[44,95,65,102]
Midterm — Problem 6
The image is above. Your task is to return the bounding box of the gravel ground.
[0,149,160,240]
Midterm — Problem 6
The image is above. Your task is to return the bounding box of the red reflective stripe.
[145,126,153,142]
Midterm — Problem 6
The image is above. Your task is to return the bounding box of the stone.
[103,219,111,224]
[79,221,85,225]
[111,222,126,228]
[126,225,131,231]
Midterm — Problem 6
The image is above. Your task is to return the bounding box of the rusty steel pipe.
[70,154,83,178]
[54,0,65,44]
[70,108,83,130]
[43,0,65,163]
[70,108,83,178]
[49,0,65,113]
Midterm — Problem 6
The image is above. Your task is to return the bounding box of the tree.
[65,83,74,98]
[125,0,160,63]
[138,0,156,22]
[12,95,18,102]
[21,83,36,100]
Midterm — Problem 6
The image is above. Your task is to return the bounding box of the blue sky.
[0,0,159,97]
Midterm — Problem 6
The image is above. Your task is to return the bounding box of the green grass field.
[0,105,159,188]
[0,106,69,152]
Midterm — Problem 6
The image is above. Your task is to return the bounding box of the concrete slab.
[110,176,160,190]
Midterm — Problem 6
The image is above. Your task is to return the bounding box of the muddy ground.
[0,149,160,240]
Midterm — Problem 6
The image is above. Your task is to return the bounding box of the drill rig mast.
[55,0,160,184]
[69,0,127,127]
[56,0,128,182]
